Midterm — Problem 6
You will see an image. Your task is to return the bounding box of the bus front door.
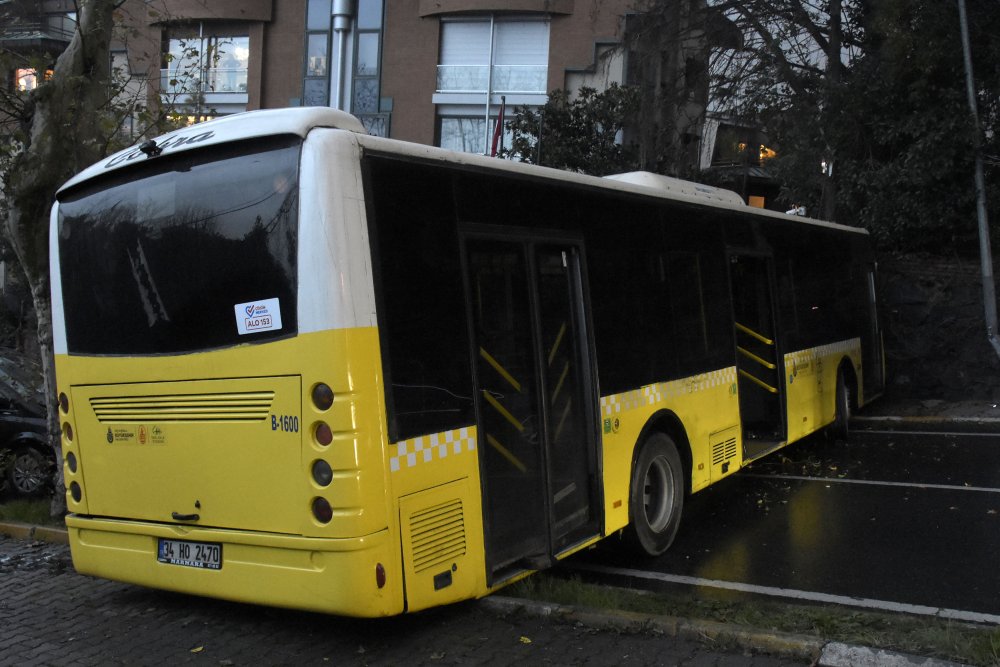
[729,253,787,458]
[465,237,600,584]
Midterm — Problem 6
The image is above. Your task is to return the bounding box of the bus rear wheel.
[626,433,684,557]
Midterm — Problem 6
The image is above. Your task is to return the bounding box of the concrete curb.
[851,415,1000,433]
[480,597,969,667]
[0,521,69,545]
[481,595,823,662]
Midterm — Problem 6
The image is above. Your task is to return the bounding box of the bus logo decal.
[234,298,283,335]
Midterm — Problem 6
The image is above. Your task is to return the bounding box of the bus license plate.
[157,538,222,570]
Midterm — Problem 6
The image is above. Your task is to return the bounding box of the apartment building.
[2,1,772,203]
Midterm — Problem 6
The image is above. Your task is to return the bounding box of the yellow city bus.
[51,108,883,617]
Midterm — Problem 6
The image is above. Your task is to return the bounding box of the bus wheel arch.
[625,412,691,557]
[833,359,858,440]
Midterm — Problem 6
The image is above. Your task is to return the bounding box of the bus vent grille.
[409,499,466,574]
[712,436,738,465]
[89,392,276,423]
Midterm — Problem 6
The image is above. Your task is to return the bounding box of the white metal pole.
[957,0,1000,358]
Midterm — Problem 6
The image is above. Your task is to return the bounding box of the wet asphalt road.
[571,429,1000,620]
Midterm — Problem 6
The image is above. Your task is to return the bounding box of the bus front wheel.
[626,433,684,557]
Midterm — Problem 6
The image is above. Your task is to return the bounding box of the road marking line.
[855,429,1000,438]
[570,563,1000,625]
[743,473,1000,494]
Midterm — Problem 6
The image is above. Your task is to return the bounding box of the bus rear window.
[57,137,300,355]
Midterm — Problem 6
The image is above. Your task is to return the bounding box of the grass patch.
[0,497,64,527]
[506,572,1000,666]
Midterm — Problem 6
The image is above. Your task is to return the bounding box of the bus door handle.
[171,512,200,521]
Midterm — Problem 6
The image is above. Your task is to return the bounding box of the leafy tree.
[0,0,196,512]
[830,0,1000,253]
[698,0,998,252]
[502,83,640,176]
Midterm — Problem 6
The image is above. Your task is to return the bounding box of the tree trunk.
[3,0,117,516]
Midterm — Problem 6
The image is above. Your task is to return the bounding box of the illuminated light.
[312,497,333,523]
[59,393,69,413]
[315,422,333,447]
[63,423,73,441]
[66,452,77,473]
[376,563,387,589]
[15,68,52,92]
[312,383,334,411]
[312,459,333,486]
[70,482,82,503]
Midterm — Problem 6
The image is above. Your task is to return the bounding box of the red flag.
[490,96,506,157]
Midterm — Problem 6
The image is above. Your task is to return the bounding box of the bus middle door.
[464,235,600,585]
[729,252,787,459]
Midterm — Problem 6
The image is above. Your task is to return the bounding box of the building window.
[14,68,52,91]
[307,33,329,77]
[440,117,487,154]
[161,31,249,95]
[300,0,388,136]
[435,16,548,154]
[437,18,548,94]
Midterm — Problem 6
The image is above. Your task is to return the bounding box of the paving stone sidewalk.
[0,535,805,666]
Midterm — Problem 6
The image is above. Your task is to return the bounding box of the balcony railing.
[160,68,248,95]
[436,65,547,94]
[0,17,75,43]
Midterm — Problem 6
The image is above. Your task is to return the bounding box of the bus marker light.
[312,383,334,411]
[315,422,333,446]
[312,459,333,486]
[312,497,333,523]
[376,563,386,589]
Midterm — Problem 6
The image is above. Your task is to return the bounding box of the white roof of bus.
[56,107,867,237]
[57,107,365,195]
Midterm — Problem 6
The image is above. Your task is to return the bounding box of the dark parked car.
[0,403,52,498]
[0,350,53,499]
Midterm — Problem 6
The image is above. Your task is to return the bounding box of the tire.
[832,369,852,440]
[626,432,684,556]
[6,445,52,498]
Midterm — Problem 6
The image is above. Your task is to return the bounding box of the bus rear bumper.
[65,515,404,617]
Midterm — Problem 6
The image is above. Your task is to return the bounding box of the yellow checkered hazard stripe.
[600,367,737,416]
[391,427,477,473]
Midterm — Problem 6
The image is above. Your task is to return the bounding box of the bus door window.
[729,253,785,451]
[468,240,548,575]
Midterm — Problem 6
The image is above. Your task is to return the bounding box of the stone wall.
[879,255,1000,401]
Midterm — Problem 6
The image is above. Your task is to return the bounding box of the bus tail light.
[312,497,333,523]
[312,460,333,486]
[315,422,333,446]
[59,392,69,413]
[70,481,82,503]
[311,383,334,410]
[376,563,386,589]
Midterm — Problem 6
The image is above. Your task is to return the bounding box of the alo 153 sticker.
[234,298,283,335]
